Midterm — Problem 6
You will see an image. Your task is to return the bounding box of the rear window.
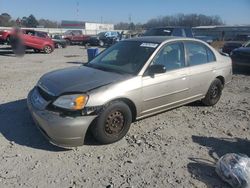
[144,28,173,36]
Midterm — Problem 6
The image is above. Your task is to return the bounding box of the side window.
[36,32,46,38]
[186,42,209,66]
[152,42,185,71]
[206,48,216,62]
[25,30,35,36]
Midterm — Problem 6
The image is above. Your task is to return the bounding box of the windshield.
[87,41,159,74]
[144,28,173,36]
[98,32,106,38]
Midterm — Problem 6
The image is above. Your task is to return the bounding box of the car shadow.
[0,46,39,57]
[187,157,230,188]
[187,135,250,187]
[0,47,16,57]
[186,101,206,107]
[66,61,84,65]
[0,99,67,151]
[192,135,250,159]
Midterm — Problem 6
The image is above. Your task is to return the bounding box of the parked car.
[233,34,250,41]
[230,40,250,69]
[52,35,67,48]
[222,42,242,54]
[0,29,13,44]
[87,31,121,47]
[27,37,232,147]
[62,30,90,45]
[195,36,214,44]
[143,27,194,38]
[20,30,55,53]
[8,29,54,54]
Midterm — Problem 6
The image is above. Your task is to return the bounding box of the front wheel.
[91,101,132,144]
[43,45,53,54]
[201,78,223,106]
[56,43,63,48]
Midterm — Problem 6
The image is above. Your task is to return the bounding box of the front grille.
[37,86,55,101]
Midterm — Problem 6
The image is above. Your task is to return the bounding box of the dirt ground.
[0,45,249,188]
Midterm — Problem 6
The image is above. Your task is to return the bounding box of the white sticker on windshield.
[140,43,158,48]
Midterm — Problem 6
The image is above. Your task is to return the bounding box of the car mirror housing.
[147,64,166,75]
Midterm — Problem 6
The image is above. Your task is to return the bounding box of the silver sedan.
[27,36,232,147]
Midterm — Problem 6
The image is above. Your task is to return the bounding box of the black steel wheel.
[202,78,223,106]
[91,101,132,144]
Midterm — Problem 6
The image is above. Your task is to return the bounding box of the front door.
[141,42,190,116]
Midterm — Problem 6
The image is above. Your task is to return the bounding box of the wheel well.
[216,76,225,86]
[111,98,137,122]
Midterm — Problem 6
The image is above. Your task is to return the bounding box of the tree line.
[0,12,223,29]
[115,13,224,30]
[0,13,58,28]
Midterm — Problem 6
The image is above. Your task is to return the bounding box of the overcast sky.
[0,0,250,25]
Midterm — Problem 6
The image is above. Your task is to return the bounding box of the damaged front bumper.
[27,88,97,148]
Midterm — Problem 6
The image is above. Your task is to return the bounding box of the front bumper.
[27,88,97,148]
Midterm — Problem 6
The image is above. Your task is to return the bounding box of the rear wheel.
[99,40,104,47]
[43,45,53,54]
[91,101,132,144]
[201,78,223,106]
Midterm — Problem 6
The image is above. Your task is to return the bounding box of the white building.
[85,22,114,31]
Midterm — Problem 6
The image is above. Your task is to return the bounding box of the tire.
[56,43,63,48]
[43,45,53,54]
[34,49,40,53]
[6,36,11,45]
[201,78,223,106]
[99,40,104,47]
[91,101,132,144]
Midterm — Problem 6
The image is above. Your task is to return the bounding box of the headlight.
[53,94,88,110]
[230,51,233,56]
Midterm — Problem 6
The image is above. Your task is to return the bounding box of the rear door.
[141,42,190,116]
[22,30,37,48]
[184,41,217,98]
[34,32,48,49]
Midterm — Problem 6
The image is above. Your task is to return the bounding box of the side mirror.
[147,64,166,75]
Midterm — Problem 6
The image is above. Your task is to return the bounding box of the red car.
[0,29,13,44]
[20,30,55,53]
[0,29,55,54]
[62,30,90,45]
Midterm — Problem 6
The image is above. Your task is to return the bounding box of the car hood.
[38,66,131,96]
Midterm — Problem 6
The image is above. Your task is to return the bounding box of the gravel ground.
[0,45,250,188]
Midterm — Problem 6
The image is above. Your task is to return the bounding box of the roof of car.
[125,36,188,43]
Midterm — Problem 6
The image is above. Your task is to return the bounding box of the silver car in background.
[27,36,232,147]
